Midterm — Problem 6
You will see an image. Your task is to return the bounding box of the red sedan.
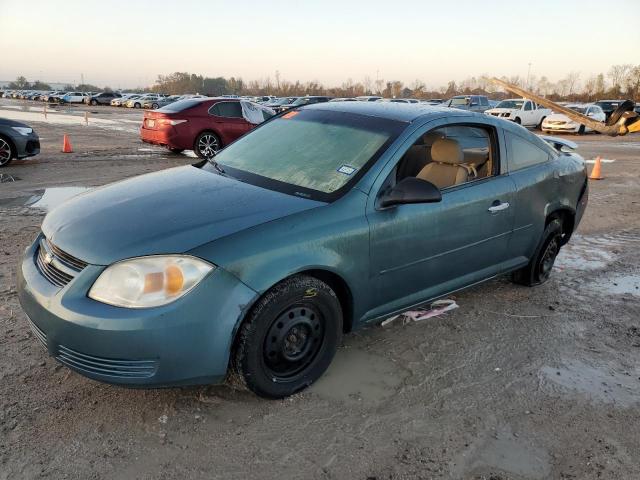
[140,98,273,158]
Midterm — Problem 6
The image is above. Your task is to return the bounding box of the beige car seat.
[417,138,475,189]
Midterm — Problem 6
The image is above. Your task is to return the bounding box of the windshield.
[496,100,524,109]
[206,109,404,201]
[450,97,469,105]
[569,106,587,114]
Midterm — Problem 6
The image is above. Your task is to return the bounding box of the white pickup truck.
[485,98,551,128]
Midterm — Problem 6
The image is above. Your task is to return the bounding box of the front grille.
[26,140,40,154]
[28,317,47,350]
[35,238,87,288]
[45,238,87,271]
[56,345,158,379]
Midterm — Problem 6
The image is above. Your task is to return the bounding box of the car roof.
[303,100,471,122]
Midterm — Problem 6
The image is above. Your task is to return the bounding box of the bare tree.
[608,64,632,89]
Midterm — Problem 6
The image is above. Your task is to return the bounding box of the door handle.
[488,202,510,213]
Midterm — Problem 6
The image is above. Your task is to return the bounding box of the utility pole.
[526,62,532,89]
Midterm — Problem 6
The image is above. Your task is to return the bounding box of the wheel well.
[547,209,575,245]
[194,130,222,147]
[0,134,16,158]
[302,269,354,333]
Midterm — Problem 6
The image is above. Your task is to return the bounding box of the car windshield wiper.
[207,157,226,175]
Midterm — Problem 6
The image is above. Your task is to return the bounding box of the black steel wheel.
[0,136,14,167]
[512,218,563,286]
[194,131,220,159]
[232,275,343,398]
[152,103,159,109]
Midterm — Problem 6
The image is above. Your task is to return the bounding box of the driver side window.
[394,124,496,191]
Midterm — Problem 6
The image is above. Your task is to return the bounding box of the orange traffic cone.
[589,156,603,180]
[62,134,73,153]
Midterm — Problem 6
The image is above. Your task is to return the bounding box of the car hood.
[544,113,574,123]
[0,117,31,128]
[42,166,324,266]
[486,108,515,114]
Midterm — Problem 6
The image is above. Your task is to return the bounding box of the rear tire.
[194,131,220,159]
[514,117,521,125]
[512,219,563,287]
[0,136,14,167]
[232,275,343,398]
[134,103,141,109]
[577,125,585,135]
[152,103,159,109]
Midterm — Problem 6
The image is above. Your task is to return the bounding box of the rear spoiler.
[540,135,578,152]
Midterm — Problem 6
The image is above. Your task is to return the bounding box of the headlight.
[12,126,33,136]
[88,255,214,308]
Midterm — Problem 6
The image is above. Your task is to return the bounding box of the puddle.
[309,348,407,404]
[0,174,21,183]
[462,426,551,480]
[0,187,90,211]
[599,274,640,296]
[556,231,640,271]
[541,359,640,407]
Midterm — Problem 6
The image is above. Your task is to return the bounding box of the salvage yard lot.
[1,98,639,479]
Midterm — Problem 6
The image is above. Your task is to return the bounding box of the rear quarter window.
[506,132,550,171]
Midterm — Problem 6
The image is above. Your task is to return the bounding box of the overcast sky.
[1,0,637,89]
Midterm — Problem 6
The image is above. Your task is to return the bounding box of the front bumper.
[13,132,40,159]
[542,123,579,133]
[17,236,257,387]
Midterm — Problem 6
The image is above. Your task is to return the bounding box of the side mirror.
[380,177,442,208]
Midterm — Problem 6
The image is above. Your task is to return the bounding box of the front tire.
[577,125,585,135]
[232,275,343,399]
[0,136,14,167]
[152,103,159,109]
[514,117,521,125]
[537,117,546,130]
[90,99,98,106]
[512,219,563,286]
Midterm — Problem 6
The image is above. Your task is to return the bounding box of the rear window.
[157,99,202,113]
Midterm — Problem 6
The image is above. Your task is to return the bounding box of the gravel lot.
[1,98,639,480]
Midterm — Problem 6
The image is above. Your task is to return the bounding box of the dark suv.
[444,95,490,113]
[594,100,627,121]
[86,92,121,106]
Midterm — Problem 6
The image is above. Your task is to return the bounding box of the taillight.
[159,119,187,126]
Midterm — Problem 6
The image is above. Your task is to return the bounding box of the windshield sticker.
[282,111,300,119]
[337,165,357,176]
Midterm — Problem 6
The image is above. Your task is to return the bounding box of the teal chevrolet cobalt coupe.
[18,102,588,398]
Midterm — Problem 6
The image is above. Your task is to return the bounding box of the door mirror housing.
[380,177,442,208]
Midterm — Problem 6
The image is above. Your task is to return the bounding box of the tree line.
[6,64,639,101]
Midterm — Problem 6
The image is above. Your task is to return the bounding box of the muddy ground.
[0,98,639,479]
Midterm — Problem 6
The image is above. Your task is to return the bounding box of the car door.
[208,101,251,144]
[522,101,535,126]
[504,129,558,260]
[365,118,517,318]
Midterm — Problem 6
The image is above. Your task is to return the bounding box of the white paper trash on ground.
[381,299,459,327]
